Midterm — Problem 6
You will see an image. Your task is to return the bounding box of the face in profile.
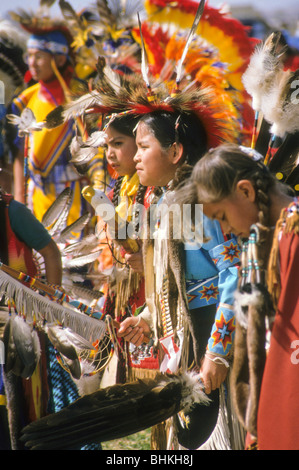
[134,121,178,187]
[202,181,260,238]
[27,49,66,83]
[104,125,137,177]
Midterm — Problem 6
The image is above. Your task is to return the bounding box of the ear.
[236,179,256,202]
[54,54,67,68]
[171,142,184,165]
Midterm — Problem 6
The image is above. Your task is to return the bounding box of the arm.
[13,148,25,203]
[9,200,63,285]
[38,239,62,285]
[201,235,240,393]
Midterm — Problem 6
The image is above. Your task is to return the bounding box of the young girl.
[183,143,298,450]
[100,113,159,384]
[118,111,241,450]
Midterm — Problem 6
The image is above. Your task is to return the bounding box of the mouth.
[109,163,120,169]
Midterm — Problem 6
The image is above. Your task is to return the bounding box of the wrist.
[205,352,230,369]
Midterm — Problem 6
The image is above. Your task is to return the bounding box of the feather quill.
[175,0,206,87]
[62,234,100,256]
[69,135,99,165]
[42,187,73,229]
[125,0,144,18]
[46,325,82,379]
[62,91,102,121]
[64,250,102,268]
[137,12,151,90]
[55,212,90,244]
[69,285,103,303]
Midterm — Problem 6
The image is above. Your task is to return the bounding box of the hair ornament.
[239,145,264,162]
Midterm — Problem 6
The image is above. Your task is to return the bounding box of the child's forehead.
[136,121,154,139]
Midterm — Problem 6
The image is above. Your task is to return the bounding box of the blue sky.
[0,0,297,17]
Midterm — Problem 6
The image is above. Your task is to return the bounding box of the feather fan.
[21,371,209,450]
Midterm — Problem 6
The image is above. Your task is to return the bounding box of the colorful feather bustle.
[131,0,257,144]
[144,0,257,85]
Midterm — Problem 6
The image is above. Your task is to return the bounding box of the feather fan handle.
[0,269,106,343]
[175,0,206,88]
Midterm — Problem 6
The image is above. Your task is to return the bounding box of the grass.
[101,429,151,451]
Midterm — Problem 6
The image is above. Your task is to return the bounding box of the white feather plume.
[242,32,285,112]
[261,69,299,138]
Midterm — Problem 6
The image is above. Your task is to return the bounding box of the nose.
[133,149,140,163]
[105,146,115,160]
[220,220,232,235]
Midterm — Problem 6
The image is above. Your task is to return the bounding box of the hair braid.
[112,176,124,207]
[252,166,273,227]
[133,183,148,236]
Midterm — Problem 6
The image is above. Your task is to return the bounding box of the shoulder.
[12,83,40,111]
[9,200,52,249]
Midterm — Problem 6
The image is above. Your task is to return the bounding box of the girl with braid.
[100,113,159,384]
[183,143,299,450]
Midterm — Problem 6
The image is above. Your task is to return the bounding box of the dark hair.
[104,113,140,137]
[191,143,278,226]
[107,113,148,216]
[137,111,208,166]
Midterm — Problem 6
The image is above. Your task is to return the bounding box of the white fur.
[234,287,266,329]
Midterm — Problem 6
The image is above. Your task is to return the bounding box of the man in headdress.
[7,24,87,224]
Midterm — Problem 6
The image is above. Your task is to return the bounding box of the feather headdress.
[44,5,241,153]
[57,0,144,78]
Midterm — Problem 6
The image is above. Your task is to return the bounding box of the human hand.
[117,316,151,347]
[124,248,144,274]
[200,353,229,395]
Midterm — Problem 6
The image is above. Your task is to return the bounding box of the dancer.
[0,186,63,449]
[118,111,241,450]
[98,113,159,384]
[6,16,87,224]
[181,143,298,450]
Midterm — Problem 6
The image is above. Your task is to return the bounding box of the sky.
[0,0,298,32]
[0,0,297,17]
